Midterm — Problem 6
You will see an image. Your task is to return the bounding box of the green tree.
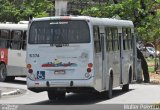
[81,0,159,43]
[21,0,53,19]
[0,0,19,22]
[0,0,53,23]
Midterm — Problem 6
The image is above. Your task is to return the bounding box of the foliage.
[0,0,53,23]
[81,0,160,43]
[1,0,160,43]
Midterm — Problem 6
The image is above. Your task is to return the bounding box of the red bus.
[0,23,28,82]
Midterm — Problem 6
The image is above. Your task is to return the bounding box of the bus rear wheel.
[47,91,65,101]
[107,76,113,99]
[122,69,131,92]
[6,76,15,82]
[102,76,113,99]
[0,63,15,82]
[0,63,7,82]
[122,84,129,92]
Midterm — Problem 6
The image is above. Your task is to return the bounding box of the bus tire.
[6,76,15,82]
[106,76,113,99]
[122,69,131,92]
[122,84,129,92]
[47,91,54,100]
[0,63,7,82]
[47,91,65,100]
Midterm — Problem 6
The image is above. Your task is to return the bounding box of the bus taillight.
[87,63,93,73]
[88,63,93,68]
[27,64,32,69]
[87,68,91,73]
[28,69,33,73]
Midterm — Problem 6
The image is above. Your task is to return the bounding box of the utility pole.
[55,0,69,16]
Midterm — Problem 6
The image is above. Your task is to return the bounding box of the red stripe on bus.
[0,49,8,64]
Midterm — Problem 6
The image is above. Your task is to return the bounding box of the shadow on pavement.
[29,89,134,105]
[6,77,26,85]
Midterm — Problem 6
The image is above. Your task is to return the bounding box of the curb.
[2,89,21,96]
[0,89,22,97]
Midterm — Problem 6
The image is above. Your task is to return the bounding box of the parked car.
[140,47,158,58]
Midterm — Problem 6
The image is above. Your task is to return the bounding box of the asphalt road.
[0,77,160,110]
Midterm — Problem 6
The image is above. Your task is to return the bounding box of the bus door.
[99,26,106,90]
[119,28,124,85]
[132,31,137,80]
[94,26,106,91]
[8,31,25,70]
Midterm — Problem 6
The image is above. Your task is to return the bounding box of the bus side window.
[22,31,27,50]
[122,28,128,50]
[45,28,51,44]
[93,26,101,53]
[105,27,113,51]
[111,28,115,51]
[112,28,119,51]
[127,28,132,49]
[11,30,22,50]
[0,30,10,48]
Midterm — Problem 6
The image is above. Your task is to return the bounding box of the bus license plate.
[54,70,65,74]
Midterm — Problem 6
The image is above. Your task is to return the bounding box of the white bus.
[26,16,137,100]
[0,23,28,82]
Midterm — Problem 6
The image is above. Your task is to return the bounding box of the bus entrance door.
[119,29,124,85]
[100,30,106,90]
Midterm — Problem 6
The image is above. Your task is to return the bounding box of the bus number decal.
[29,54,40,58]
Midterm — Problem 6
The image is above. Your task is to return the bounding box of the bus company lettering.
[50,44,69,47]
[50,21,68,25]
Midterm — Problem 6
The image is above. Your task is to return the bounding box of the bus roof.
[31,16,134,28]
[0,23,28,30]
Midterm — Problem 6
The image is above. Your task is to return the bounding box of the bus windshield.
[29,20,90,44]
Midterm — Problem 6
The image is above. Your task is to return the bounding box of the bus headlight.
[87,68,92,72]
